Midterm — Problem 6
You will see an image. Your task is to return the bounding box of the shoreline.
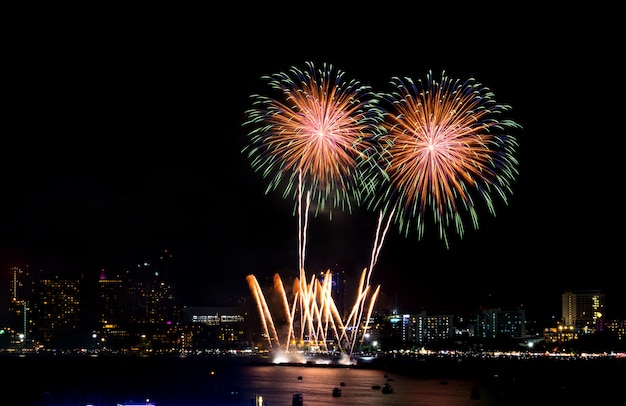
[5,350,623,377]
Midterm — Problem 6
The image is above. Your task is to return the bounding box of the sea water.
[6,354,623,405]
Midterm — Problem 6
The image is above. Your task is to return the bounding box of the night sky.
[2,8,624,320]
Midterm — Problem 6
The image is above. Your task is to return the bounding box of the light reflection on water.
[203,364,491,406]
[11,354,624,405]
[11,355,491,406]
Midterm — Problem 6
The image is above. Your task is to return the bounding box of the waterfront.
[4,354,624,405]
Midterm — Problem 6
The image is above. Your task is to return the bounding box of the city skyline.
[3,259,623,362]
[1,247,622,324]
[2,10,624,320]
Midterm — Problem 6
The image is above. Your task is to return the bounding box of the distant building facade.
[476,307,526,340]
[561,289,605,333]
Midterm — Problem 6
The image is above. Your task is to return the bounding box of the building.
[392,311,454,347]
[476,307,526,340]
[562,289,605,333]
[181,305,252,351]
[4,266,33,348]
[32,274,82,348]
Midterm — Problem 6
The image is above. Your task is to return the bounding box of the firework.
[242,61,384,217]
[369,70,521,248]
[241,66,521,359]
[242,62,386,358]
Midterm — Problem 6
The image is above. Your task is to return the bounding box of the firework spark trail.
[348,208,395,356]
[367,207,395,286]
[370,70,520,248]
[302,274,317,345]
[349,282,372,353]
[316,276,331,347]
[246,275,281,349]
[247,270,357,354]
[297,172,311,274]
[298,174,304,273]
[310,278,327,349]
[285,290,299,352]
[360,285,381,347]
[345,268,369,350]
[318,271,347,351]
[326,287,348,345]
[274,274,295,344]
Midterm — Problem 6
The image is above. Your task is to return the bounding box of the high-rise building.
[476,307,526,340]
[5,266,33,347]
[404,311,455,345]
[32,274,82,348]
[562,289,605,333]
[96,268,129,347]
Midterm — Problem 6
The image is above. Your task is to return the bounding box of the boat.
[332,387,342,397]
[381,383,393,394]
[292,393,304,406]
[371,384,382,390]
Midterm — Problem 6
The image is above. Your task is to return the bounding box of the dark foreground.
[375,354,625,404]
[4,353,624,405]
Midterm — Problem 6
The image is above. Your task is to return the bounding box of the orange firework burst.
[371,70,521,247]
[243,61,384,216]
